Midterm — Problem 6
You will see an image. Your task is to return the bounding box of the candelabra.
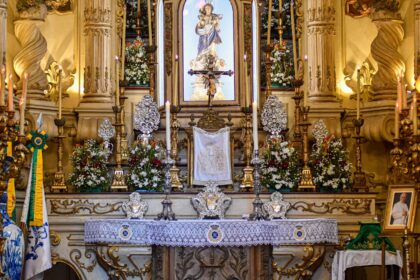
[169,105,182,190]
[264,45,273,98]
[240,107,253,190]
[352,118,368,192]
[111,104,128,191]
[298,106,315,191]
[51,118,67,192]
[402,226,411,280]
[248,150,267,221]
[390,108,419,184]
[146,45,157,100]
[156,149,177,220]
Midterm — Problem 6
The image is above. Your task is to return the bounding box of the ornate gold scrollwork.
[272,245,326,279]
[95,246,151,279]
[50,199,122,215]
[50,230,61,246]
[70,248,97,273]
[291,199,372,215]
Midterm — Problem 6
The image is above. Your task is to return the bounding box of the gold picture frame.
[383,185,417,232]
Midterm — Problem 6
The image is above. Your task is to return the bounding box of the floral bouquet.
[125,37,149,86]
[309,120,352,192]
[261,138,302,191]
[68,139,111,192]
[270,39,295,88]
[126,140,165,191]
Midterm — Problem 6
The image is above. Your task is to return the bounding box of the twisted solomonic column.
[370,11,405,101]
[13,5,48,98]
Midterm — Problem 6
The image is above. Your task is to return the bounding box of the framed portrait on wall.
[383,185,417,232]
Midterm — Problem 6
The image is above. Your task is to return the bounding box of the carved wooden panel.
[164,3,173,76]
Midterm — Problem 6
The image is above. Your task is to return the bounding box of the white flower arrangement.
[125,37,149,86]
[270,39,295,87]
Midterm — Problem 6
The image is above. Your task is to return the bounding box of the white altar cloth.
[84,218,338,247]
[332,250,403,280]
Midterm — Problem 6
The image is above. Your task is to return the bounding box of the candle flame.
[304,55,308,61]
[23,72,28,79]
[244,53,247,61]
[175,54,179,61]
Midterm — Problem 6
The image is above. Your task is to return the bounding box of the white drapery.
[193,127,232,185]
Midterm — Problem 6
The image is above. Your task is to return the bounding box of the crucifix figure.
[188,54,234,107]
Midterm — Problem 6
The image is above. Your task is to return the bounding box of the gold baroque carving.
[243,3,252,76]
[95,246,152,279]
[50,199,123,215]
[273,245,326,279]
[84,7,111,23]
[70,248,97,273]
[51,257,84,280]
[50,230,61,246]
[45,0,72,14]
[164,3,172,76]
[291,198,372,215]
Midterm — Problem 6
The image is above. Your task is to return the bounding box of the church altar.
[84,218,338,246]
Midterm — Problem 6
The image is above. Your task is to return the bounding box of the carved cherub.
[122,192,148,219]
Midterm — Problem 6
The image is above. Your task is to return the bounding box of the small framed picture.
[383,185,417,232]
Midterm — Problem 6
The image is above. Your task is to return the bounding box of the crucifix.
[188,54,234,107]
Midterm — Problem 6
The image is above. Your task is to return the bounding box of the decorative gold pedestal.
[240,107,254,191]
[241,166,254,189]
[111,105,128,192]
[298,106,315,191]
[170,166,182,190]
[51,118,67,192]
[170,106,182,191]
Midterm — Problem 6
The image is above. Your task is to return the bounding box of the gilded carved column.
[13,4,48,98]
[0,0,6,65]
[82,0,112,103]
[307,0,337,102]
[415,0,420,76]
[370,10,405,101]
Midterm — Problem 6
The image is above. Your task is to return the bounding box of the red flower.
[282,162,289,169]
[152,158,161,166]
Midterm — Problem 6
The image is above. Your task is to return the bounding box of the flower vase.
[0,193,24,280]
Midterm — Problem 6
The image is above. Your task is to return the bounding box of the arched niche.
[178,0,239,107]
[44,260,83,280]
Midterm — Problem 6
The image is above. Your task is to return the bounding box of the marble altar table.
[85,218,338,279]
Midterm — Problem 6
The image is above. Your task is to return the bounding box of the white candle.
[8,74,13,112]
[414,93,418,135]
[115,56,120,106]
[290,0,297,78]
[19,72,28,135]
[403,83,408,109]
[356,67,360,119]
[58,66,62,119]
[267,0,272,45]
[165,101,171,152]
[174,55,178,106]
[395,101,400,138]
[147,0,152,45]
[252,101,258,151]
[397,74,402,111]
[0,65,4,107]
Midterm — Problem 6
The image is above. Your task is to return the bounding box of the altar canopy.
[193,127,232,185]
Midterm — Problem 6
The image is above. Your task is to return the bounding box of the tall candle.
[115,56,120,106]
[414,93,418,135]
[147,0,152,45]
[397,74,402,111]
[19,72,28,135]
[290,0,298,78]
[174,55,178,106]
[403,82,408,109]
[0,65,5,107]
[165,101,171,152]
[244,54,250,107]
[252,101,258,151]
[121,5,127,79]
[395,101,400,138]
[356,67,360,119]
[58,66,63,119]
[267,0,273,45]
[8,74,13,112]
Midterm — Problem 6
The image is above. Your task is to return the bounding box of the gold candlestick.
[292,80,304,150]
[298,106,315,191]
[169,105,182,190]
[51,119,67,192]
[146,45,157,100]
[240,107,254,190]
[119,85,129,162]
[264,45,273,98]
[111,105,128,191]
[402,226,411,280]
[352,118,368,192]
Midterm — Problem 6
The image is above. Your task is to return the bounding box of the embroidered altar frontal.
[84,218,338,246]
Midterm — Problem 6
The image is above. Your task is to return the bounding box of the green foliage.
[125,37,149,86]
[270,40,295,88]
[68,139,110,192]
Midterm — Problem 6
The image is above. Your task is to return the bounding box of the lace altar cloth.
[84,218,338,247]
